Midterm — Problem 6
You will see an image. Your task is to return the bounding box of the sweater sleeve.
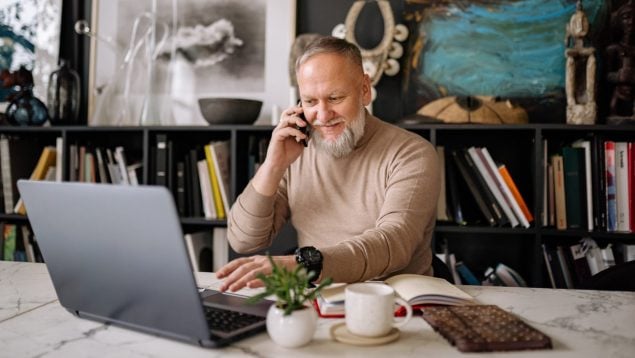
[226,177,291,254]
[320,139,440,282]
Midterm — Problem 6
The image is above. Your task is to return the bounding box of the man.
[217,37,440,292]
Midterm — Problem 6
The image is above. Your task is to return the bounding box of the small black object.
[295,246,322,280]
[296,111,310,147]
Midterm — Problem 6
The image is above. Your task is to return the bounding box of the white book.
[114,147,130,185]
[580,237,603,275]
[467,147,519,227]
[571,139,593,231]
[448,253,462,285]
[184,232,214,272]
[213,227,229,271]
[95,148,109,183]
[615,142,630,232]
[1,135,14,213]
[55,137,63,182]
[197,159,216,219]
[479,147,529,228]
[601,245,616,268]
[184,234,197,271]
[127,163,142,186]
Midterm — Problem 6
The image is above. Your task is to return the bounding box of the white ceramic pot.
[266,305,318,348]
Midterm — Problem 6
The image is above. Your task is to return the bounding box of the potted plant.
[248,255,332,348]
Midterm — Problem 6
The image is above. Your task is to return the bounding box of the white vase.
[266,305,318,348]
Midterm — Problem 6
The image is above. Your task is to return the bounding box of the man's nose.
[314,102,333,123]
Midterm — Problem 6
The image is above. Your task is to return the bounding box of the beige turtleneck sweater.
[227,114,440,283]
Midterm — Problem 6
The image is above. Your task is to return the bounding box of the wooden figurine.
[606,0,635,124]
[565,1,597,125]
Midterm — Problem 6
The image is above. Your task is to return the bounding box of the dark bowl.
[198,98,263,125]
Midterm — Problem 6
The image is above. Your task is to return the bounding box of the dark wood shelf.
[2,123,634,288]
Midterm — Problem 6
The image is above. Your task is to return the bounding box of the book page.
[384,274,473,304]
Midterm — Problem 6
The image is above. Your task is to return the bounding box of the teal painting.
[408,0,609,121]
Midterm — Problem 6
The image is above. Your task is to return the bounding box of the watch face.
[306,249,322,264]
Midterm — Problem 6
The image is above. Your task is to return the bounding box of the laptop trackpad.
[202,290,272,317]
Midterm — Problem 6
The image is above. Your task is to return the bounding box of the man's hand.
[216,255,297,292]
[251,105,308,196]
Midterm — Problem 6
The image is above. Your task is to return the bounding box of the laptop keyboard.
[205,306,266,336]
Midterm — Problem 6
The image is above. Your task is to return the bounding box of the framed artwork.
[0,0,62,106]
[89,0,296,126]
[402,0,608,123]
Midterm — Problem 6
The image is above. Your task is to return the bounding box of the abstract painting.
[403,0,608,122]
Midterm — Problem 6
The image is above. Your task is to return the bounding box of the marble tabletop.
[1,261,634,357]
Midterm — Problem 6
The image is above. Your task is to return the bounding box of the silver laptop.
[17,180,271,348]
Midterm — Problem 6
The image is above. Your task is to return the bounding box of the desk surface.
[1,261,634,357]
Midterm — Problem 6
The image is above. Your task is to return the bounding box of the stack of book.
[153,136,231,220]
[543,138,634,233]
[436,146,533,228]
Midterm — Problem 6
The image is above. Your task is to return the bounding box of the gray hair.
[295,36,363,73]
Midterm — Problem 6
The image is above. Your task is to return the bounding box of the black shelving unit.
[1,123,633,287]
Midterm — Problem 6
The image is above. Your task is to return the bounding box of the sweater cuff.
[238,181,277,217]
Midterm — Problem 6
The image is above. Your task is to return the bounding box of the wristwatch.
[295,246,323,280]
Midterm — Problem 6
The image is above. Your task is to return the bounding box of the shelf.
[1,123,633,288]
[434,224,536,235]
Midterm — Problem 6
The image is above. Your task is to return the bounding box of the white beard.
[313,107,366,158]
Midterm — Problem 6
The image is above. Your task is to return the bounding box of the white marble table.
[1,261,634,357]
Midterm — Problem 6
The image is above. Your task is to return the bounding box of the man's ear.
[361,73,372,106]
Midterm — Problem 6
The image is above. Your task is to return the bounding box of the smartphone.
[296,106,310,147]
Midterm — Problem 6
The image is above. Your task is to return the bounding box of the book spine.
[155,134,168,186]
[204,144,225,219]
[556,246,574,289]
[498,164,533,224]
[55,137,64,182]
[451,149,496,226]
[189,149,203,218]
[0,136,14,213]
[469,147,519,227]
[552,155,567,230]
[480,147,529,228]
[615,142,630,232]
[571,140,593,231]
[463,148,508,226]
[562,147,586,229]
[455,261,480,285]
[605,141,617,231]
[592,135,607,230]
[541,244,557,288]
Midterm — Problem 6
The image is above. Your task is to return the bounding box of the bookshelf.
[1,123,634,288]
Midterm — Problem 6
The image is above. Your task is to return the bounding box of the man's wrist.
[294,246,323,282]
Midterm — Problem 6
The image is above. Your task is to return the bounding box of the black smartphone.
[296,106,310,147]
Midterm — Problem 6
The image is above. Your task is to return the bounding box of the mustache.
[312,118,343,127]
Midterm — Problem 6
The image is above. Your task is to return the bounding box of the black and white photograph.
[89,0,295,126]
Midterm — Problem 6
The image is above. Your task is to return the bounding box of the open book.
[314,274,474,317]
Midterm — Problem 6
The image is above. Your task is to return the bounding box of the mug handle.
[392,297,413,329]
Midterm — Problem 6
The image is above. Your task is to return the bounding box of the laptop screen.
[18,180,212,343]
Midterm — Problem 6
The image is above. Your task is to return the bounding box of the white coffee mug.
[345,282,413,337]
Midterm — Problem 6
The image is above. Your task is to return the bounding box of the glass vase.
[47,60,81,125]
[6,87,49,126]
